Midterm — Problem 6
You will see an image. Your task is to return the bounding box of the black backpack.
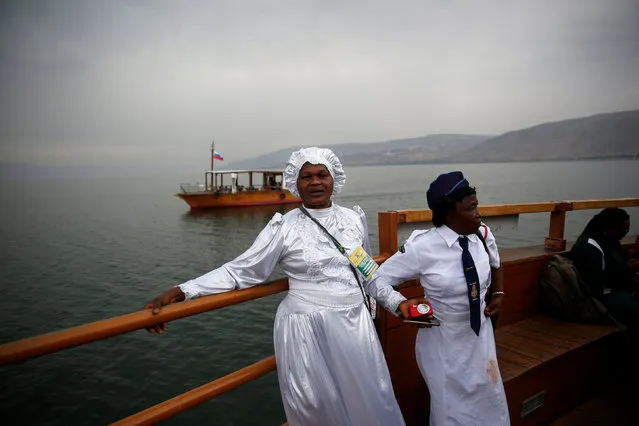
[539,255,609,324]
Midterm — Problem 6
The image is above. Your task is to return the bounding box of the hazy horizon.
[2,1,638,168]
[3,156,638,182]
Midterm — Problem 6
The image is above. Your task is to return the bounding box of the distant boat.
[175,143,301,209]
[176,169,301,209]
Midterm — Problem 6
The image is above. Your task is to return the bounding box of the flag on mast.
[213,151,224,161]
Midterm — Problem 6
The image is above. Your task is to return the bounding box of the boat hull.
[176,190,301,209]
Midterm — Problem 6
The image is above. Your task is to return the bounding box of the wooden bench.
[377,242,630,426]
[493,242,631,425]
[496,316,620,425]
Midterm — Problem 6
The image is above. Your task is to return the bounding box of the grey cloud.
[1,0,638,166]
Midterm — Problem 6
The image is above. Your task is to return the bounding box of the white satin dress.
[179,204,406,426]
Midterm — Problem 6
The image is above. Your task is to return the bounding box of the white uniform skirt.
[274,290,405,426]
[415,306,510,426]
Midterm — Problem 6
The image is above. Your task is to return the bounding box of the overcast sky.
[1,0,638,167]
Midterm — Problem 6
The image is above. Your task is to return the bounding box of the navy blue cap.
[426,171,469,209]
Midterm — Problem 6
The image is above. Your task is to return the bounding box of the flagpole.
[211,141,215,171]
[210,141,215,191]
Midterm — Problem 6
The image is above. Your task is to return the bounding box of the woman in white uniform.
[143,147,426,426]
[369,171,510,426]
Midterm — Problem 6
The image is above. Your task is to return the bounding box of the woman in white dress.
[144,147,425,426]
[368,171,510,426]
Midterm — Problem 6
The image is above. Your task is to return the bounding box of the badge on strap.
[348,246,379,280]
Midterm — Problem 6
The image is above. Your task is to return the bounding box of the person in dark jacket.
[570,208,639,326]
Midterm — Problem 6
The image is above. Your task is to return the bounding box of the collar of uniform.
[436,225,480,247]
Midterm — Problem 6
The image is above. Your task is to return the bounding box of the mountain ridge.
[228,110,639,169]
[3,110,637,180]
[451,110,639,163]
[228,134,492,169]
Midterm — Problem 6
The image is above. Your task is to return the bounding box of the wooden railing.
[378,198,639,256]
[0,279,289,366]
[112,356,278,426]
[1,198,638,425]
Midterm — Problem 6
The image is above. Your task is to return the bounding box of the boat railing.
[1,197,638,425]
[179,183,284,194]
[179,182,207,194]
[0,279,291,426]
[378,198,639,255]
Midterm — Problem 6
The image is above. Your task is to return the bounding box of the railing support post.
[378,211,399,258]
[545,202,572,251]
[376,211,398,346]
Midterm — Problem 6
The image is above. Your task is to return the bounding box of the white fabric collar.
[436,225,480,248]
[303,204,335,219]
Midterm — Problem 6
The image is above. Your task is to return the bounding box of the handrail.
[111,356,277,426]
[390,198,639,224]
[7,199,637,367]
[379,197,639,254]
[0,278,289,366]
[2,197,638,424]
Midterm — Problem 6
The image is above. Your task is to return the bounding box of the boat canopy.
[197,169,287,194]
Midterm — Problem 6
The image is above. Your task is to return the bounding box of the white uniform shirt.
[372,224,500,315]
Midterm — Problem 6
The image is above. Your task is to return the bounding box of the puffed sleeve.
[364,231,425,314]
[483,225,501,269]
[178,213,286,300]
[352,205,373,255]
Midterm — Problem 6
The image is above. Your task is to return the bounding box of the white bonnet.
[284,147,346,197]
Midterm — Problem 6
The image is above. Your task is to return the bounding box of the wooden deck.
[496,316,622,426]
[496,316,619,383]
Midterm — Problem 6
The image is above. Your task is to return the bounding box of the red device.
[409,302,433,318]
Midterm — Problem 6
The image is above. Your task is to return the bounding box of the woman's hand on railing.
[142,288,186,334]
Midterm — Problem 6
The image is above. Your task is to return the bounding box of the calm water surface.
[0,160,638,425]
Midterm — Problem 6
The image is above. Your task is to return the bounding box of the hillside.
[228,134,491,169]
[227,110,639,169]
[452,110,639,163]
[5,111,635,180]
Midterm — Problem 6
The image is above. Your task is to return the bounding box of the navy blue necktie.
[459,236,481,336]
